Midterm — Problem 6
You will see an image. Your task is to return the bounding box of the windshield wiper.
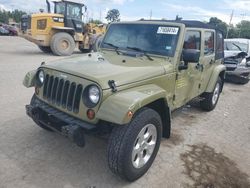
[126,46,154,61]
[103,42,121,55]
[232,43,243,51]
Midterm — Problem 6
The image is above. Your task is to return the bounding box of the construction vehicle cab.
[20,0,105,56]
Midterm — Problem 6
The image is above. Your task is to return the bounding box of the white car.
[224,38,250,58]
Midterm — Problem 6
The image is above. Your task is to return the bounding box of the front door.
[174,29,203,108]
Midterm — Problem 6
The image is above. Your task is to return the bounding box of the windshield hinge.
[108,80,117,92]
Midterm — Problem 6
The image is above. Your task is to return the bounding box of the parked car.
[23,20,225,181]
[224,39,250,84]
[0,26,10,36]
[3,25,18,36]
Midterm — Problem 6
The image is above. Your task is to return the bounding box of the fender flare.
[96,84,168,125]
[23,70,36,88]
[205,64,226,93]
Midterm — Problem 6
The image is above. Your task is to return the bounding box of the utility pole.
[238,13,246,38]
[149,10,152,20]
[226,10,234,39]
[99,9,102,22]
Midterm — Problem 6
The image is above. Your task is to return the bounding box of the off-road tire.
[107,108,162,181]
[38,46,52,53]
[92,35,103,52]
[200,77,222,111]
[50,32,75,56]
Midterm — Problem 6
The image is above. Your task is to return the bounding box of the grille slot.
[43,74,83,113]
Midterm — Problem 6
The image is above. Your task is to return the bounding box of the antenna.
[150,10,152,20]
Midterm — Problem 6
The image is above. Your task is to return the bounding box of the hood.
[43,52,169,89]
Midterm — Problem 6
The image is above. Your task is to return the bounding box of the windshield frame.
[100,22,181,58]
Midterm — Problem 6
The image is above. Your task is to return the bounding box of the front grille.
[226,67,237,71]
[43,74,83,113]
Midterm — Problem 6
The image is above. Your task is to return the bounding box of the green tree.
[237,20,250,39]
[11,9,27,23]
[0,10,9,24]
[105,9,120,23]
[208,17,228,37]
[89,19,103,24]
[0,9,26,24]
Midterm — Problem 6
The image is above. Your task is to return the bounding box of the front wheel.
[50,32,75,56]
[107,108,162,181]
[200,77,222,111]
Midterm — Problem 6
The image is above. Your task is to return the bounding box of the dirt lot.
[0,36,250,188]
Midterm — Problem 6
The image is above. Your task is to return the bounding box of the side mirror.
[183,49,200,63]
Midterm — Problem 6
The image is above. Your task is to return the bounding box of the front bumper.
[225,67,250,84]
[26,95,97,147]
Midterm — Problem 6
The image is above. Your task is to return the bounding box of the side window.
[204,31,214,55]
[183,31,201,50]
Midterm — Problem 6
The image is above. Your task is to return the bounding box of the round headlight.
[89,85,100,104]
[38,70,45,85]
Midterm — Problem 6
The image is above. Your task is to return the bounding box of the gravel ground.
[0,36,250,188]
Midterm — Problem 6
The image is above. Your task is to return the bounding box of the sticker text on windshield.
[157,27,179,35]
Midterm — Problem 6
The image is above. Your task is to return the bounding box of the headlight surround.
[36,69,45,87]
[83,85,101,108]
[53,17,64,23]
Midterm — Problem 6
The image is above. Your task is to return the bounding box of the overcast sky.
[0,0,249,24]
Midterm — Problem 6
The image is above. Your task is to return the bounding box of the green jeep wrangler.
[24,20,226,181]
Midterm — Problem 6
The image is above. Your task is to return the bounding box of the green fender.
[23,70,36,88]
[205,64,226,93]
[96,84,167,125]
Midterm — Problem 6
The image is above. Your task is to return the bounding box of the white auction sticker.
[157,27,179,35]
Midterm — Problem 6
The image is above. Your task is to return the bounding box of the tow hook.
[61,125,85,147]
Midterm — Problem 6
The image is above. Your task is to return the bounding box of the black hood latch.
[108,80,117,92]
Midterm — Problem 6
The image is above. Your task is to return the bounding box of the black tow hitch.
[61,125,85,147]
[26,105,86,147]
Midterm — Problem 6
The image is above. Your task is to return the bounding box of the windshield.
[67,4,82,20]
[101,24,180,57]
[55,2,82,20]
[55,2,65,15]
[225,41,248,52]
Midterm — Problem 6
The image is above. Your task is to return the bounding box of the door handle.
[209,59,215,64]
[195,63,204,72]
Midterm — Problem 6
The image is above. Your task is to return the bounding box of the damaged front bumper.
[225,67,250,84]
[26,95,97,147]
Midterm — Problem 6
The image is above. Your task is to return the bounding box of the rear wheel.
[107,108,162,181]
[50,32,75,56]
[200,77,222,111]
[38,46,52,53]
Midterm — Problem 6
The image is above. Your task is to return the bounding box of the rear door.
[200,30,216,92]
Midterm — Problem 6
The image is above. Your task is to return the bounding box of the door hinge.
[175,74,178,80]
[173,94,176,101]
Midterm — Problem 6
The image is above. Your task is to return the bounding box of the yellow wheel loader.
[20,0,105,56]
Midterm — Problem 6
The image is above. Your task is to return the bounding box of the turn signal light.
[87,109,95,120]
[35,87,39,95]
[127,110,133,118]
